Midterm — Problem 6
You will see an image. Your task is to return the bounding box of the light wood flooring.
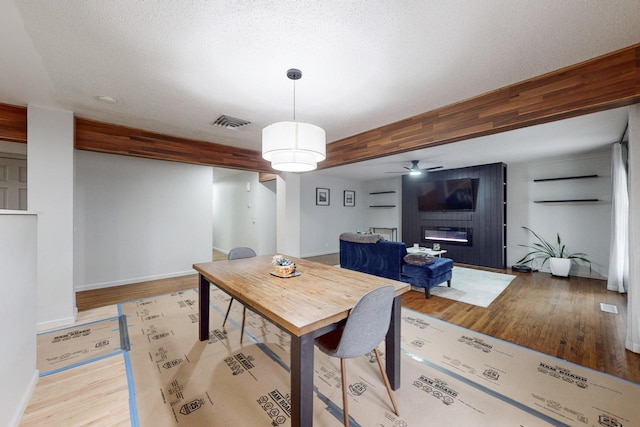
[21,252,640,425]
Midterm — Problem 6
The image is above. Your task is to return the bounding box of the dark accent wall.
[402,163,507,269]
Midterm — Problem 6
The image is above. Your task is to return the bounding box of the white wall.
[366,177,403,241]
[277,173,302,256]
[625,104,640,352]
[74,151,213,290]
[212,170,276,255]
[299,172,367,257]
[0,212,38,427]
[507,150,612,278]
[255,178,277,256]
[27,105,75,329]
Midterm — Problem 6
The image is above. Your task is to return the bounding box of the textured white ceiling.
[1,1,639,179]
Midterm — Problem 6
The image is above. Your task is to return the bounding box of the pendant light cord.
[292,79,296,121]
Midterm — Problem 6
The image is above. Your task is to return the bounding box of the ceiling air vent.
[211,114,251,130]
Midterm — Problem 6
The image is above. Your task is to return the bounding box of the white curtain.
[607,142,629,293]
[625,105,640,353]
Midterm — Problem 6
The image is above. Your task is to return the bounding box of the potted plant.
[517,227,591,277]
[272,254,296,276]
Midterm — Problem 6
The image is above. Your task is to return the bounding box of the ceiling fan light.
[409,169,422,176]
[262,121,326,172]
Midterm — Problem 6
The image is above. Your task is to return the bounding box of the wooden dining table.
[194,255,410,427]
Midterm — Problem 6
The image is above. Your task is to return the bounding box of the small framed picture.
[316,188,330,206]
[344,190,355,207]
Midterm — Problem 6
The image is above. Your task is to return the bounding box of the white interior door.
[0,154,27,210]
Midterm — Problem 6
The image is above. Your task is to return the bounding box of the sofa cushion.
[339,238,406,281]
[403,253,434,266]
[402,257,454,278]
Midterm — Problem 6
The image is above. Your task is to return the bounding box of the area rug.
[116,287,639,426]
[424,266,516,307]
[37,315,128,376]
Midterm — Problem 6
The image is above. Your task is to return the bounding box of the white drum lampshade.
[262,121,326,172]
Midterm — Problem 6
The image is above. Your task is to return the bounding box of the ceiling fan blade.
[385,162,443,175]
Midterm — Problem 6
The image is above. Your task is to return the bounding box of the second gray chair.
[223,247,257,343]
[315,285,399,427]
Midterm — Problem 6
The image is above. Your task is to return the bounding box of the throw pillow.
[339,232,384,244]
[403,253,434,266]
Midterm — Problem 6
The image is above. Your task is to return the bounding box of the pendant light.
[262,68,326,172]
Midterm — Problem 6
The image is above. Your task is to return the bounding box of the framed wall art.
[344,190,355,207]
[316,188,330,206]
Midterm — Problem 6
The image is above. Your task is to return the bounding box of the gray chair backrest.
[333,285,395,359]
[228,247,257,260]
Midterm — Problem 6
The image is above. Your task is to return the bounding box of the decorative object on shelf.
[316,187,330,206]
[432,243,441,251]
[344,190,355,207]
[262,68,326,172]
[271,254,296,276]
[516,226,591,277]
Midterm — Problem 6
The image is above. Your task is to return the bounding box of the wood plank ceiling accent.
[258,172,279,182]
[319,43,640,169]
[0,103,27,144]
[74,118,274,173]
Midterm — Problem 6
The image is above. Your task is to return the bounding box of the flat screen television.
[417,178,475,212]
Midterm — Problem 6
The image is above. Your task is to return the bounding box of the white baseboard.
[9,369,39,427]
[37,314,77,331]
[74,270,197,292]
[301,250,339,258]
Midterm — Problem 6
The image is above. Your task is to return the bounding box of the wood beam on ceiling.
[0,102,27,143]
[74,117,274,173]
[319,43,640,170]
[259,172,278,182]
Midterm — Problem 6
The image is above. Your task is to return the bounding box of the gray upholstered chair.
[223,247,257,343]
[315,285,399,426]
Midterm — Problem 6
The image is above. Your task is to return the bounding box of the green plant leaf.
[518,227,591,272]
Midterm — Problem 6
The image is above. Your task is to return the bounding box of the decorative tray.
[270,271,301,279]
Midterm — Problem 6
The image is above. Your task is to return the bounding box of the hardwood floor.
[75,252,640,384]
[403,266,640,384]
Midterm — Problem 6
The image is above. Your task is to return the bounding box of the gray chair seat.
[315,285,399,426]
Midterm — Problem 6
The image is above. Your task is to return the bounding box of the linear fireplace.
[422,226,472,246]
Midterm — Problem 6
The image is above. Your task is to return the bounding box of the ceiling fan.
[385,160,443,176]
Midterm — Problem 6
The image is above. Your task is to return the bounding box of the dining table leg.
[385,295,402,390]
[198,274,210,341]
[290,333,314,427]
